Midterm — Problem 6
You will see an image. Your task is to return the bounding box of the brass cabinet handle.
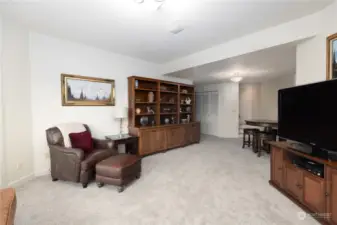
[326,192,329,197]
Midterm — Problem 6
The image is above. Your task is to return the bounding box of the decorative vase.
[140,116,148,126]
[136,108,141,114]
[148,92,154,103]
[147,106,155,114]
[185,97,192,105]
[165,118,170,124]
[187,114,191,123]
[135,80,139,88]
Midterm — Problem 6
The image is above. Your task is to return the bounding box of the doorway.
[196,91,219,136]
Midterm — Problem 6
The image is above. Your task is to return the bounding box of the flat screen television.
[278,79,337,154]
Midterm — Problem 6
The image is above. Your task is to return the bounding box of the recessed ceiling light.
[134,0,144,3]
[230,77,243,83]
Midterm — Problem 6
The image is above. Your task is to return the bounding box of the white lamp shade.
[115,107,128,119]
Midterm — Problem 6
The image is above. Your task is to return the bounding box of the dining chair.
[242,128,260,148]
[257,132,275,157]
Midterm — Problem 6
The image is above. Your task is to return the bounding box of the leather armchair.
[46,124,117,188]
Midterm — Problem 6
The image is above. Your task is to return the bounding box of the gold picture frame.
[61,74,115,106]
[326,33,337,80]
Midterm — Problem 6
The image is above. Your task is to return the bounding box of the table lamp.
[115,107,128,137]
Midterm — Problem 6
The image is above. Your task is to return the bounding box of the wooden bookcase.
[128,76,200,156]
[128,76,196,127]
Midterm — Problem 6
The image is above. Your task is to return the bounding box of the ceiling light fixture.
[230,77,243,83]
[134,0,165,3]
[134,0,166,11]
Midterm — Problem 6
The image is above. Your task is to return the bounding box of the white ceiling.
[165,42,297,84]
[0,0,332,63]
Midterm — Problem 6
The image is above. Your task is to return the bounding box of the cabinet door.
[271,147,284,188]
[184,124,194,145]
[191,123,200,143]
[139,129,156,155]
[284,163,303,200]
[166,127,183,149]
[327,166,337,224]
[302,172,325,214]
[184,125,192,145]
[153,129,167,152]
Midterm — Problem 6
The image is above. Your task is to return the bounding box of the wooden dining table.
[245,119,280,145]
[245,119,278,129]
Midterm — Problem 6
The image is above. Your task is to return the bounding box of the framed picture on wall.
[61,74,115,106]
[327,33,337,80]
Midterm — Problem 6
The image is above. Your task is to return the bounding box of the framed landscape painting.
[61,74,115,106]
[327,33,337,80]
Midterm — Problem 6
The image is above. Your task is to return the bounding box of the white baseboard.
[34,170,50,177]
[7,170,50,187]
[8,173,34,187]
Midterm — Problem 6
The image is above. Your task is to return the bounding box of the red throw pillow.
[69,131,93,153]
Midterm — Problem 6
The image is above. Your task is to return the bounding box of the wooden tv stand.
[270,142,337,224]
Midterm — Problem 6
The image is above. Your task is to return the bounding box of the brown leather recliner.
[46,124,117,188]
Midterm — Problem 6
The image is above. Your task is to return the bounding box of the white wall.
[0,16,4,187]
[30,33,192,175]
[259,75,295,120]
[239,83,261,124]
[2,18,34,185]
[296,1,337,85]
[239,75,295,126]
[196,82,239,138]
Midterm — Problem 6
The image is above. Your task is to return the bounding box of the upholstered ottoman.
[95,154,141,192]
[0,188,16,225]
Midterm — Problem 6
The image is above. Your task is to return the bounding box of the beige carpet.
[15,136,319,225]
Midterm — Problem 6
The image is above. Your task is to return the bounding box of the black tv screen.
[278,79,337,152]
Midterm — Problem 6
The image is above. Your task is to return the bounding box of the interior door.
[196,93,203,122]
[197,91,218,136]
[201,92,209,134]
[208,91,219,136]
